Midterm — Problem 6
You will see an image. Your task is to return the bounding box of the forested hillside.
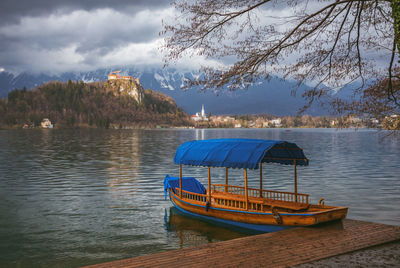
[0,80,191,128]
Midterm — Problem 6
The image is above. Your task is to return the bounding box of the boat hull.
[168,190,348,232]
[170,193,291,232]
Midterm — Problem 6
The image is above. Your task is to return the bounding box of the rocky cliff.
[104,78,144,104]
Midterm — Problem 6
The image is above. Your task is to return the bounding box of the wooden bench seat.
[262,199,309,211]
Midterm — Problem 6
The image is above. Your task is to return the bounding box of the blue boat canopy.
[174,139,308,169]
[164,175,206,200]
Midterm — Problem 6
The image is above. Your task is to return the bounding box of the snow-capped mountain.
[0,67,328,116]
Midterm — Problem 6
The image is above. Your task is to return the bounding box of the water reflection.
[164,208,248,248]
[195,128,205,140]
[106,131,141,195]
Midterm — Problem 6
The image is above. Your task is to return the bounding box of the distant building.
[191,105,209,121]
[41,118,53,129]
[268,118,282,127]
[108,70,138,83]
[370,118,379,124]
[223,116,235,122]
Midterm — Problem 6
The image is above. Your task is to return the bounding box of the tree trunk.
[392,0,400,57]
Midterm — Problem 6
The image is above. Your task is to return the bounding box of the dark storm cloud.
[0,0,172,25]
[0,0,225,74]
[0,0,177,73]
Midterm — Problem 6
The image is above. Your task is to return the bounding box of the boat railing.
[174,187,207,203]
[172,184,309,212]
[213,195,265,211]
[213,184,309,205]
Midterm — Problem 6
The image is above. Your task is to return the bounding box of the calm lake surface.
[0,128,399,267]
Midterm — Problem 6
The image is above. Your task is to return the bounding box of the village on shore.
[29,103,397,130]
[189,104,397,129]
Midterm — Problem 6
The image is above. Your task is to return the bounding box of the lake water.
[0,128,399,267]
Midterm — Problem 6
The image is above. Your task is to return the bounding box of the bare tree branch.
[162,0,399,129]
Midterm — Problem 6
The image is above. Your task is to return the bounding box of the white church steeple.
[191,105,209,122]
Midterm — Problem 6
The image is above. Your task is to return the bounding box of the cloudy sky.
[0,0,221,75]
[0,1,393,78]
[0,0,321,76]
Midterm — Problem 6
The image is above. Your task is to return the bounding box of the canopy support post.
[179,164,182,199]
[245,169,248,210]
[208,167,211,203]
[259,163,263,198]
[294,160,298,203]
[225,167,228,192]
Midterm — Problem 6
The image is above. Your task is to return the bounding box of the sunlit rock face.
[105,78,144,104]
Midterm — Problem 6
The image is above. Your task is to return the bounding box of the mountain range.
[0,67,331,116]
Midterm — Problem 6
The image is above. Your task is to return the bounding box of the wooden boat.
[164,139,348,232]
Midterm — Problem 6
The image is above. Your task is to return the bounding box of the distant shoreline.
[0,125,381,131]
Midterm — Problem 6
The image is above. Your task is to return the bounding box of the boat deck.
[83,219,400,268]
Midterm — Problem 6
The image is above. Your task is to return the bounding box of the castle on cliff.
[106,71,144,104]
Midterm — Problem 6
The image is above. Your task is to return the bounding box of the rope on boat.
[271,206,282,224]
[205,201,210,212]
[319,198,325,207]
